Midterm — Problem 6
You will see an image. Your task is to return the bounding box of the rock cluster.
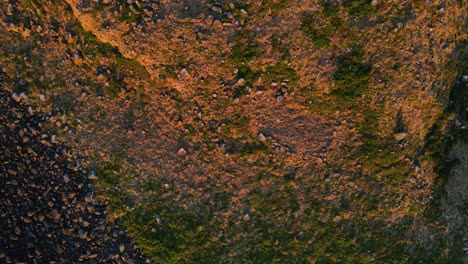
[0,84,151,263]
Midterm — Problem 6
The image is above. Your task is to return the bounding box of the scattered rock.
[179,68,190,79]
[258,133,267,142]
[14,226,21,236]
[394,133,407,141]
[177,148,187,156]
[211,5,222,13]
[236,78,246,87]
[243,214,250,221]
[0,88,150,263]
[11,93,21,102]
[213,19,222,28]
[87,171,98,180]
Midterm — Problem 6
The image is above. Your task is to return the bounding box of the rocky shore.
[0,78,151,263]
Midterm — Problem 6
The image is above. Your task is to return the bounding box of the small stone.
[51,209,61,220]
[7,169,17,176]
[394,133,407,141]
[213,19,222,28]
[212,5,222,13]
[97,74,107,82]
[38,213,45,222]
[179,68,190,79]
[39,93,46,101]
[88,253,98,259]
[14,226,21,235]
[12,93,21,102]
[258,133,266,142]
[236,78,246,87]
[119,244,125,253]
[21,28,32,37]
[205,15,214,25]
[74,56,83,67]
[9,234,19,241]
[243,214,250,221]
[177,148,187,156]
[87,171,98,180]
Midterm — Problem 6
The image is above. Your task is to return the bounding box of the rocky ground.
[0,0,467,262]
[0,73,151,263]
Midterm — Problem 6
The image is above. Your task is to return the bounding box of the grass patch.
[235,65,261,87]
[230,30,259,64]
[160,66,177,79]
[300,10,342,48]
[300,13,333,48]
[302,94,336,114]
[342,0,375,18]
[264,62,299,87]
[107,78,125,98]
[221,113,250,135]
[257,0,293,16]
[332,50,372,104]
[270,34,291,60]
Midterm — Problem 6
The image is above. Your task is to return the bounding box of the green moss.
[235,65,260,87]
[332,50,372,104]
[221,113,250,135]
[342,0,375,18]
[231,31,259,64]
[257,0,292,15]
[270,34,291,59]
[300,14,333,48]
[303,95,336,114]
[106,79,124,98]
[322,0,340,18]
[264,62,299,87]
[161,66,177,79]
[300,10,342,48]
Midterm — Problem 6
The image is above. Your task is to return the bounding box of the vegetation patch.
[230,30,259,64]
[264,62,299,87]
[342,0,375,18]
[332,50,372,104]
[300,13,333,48]
[235,65,260,87]
[256,0,293,16]
[270,34,291,60]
